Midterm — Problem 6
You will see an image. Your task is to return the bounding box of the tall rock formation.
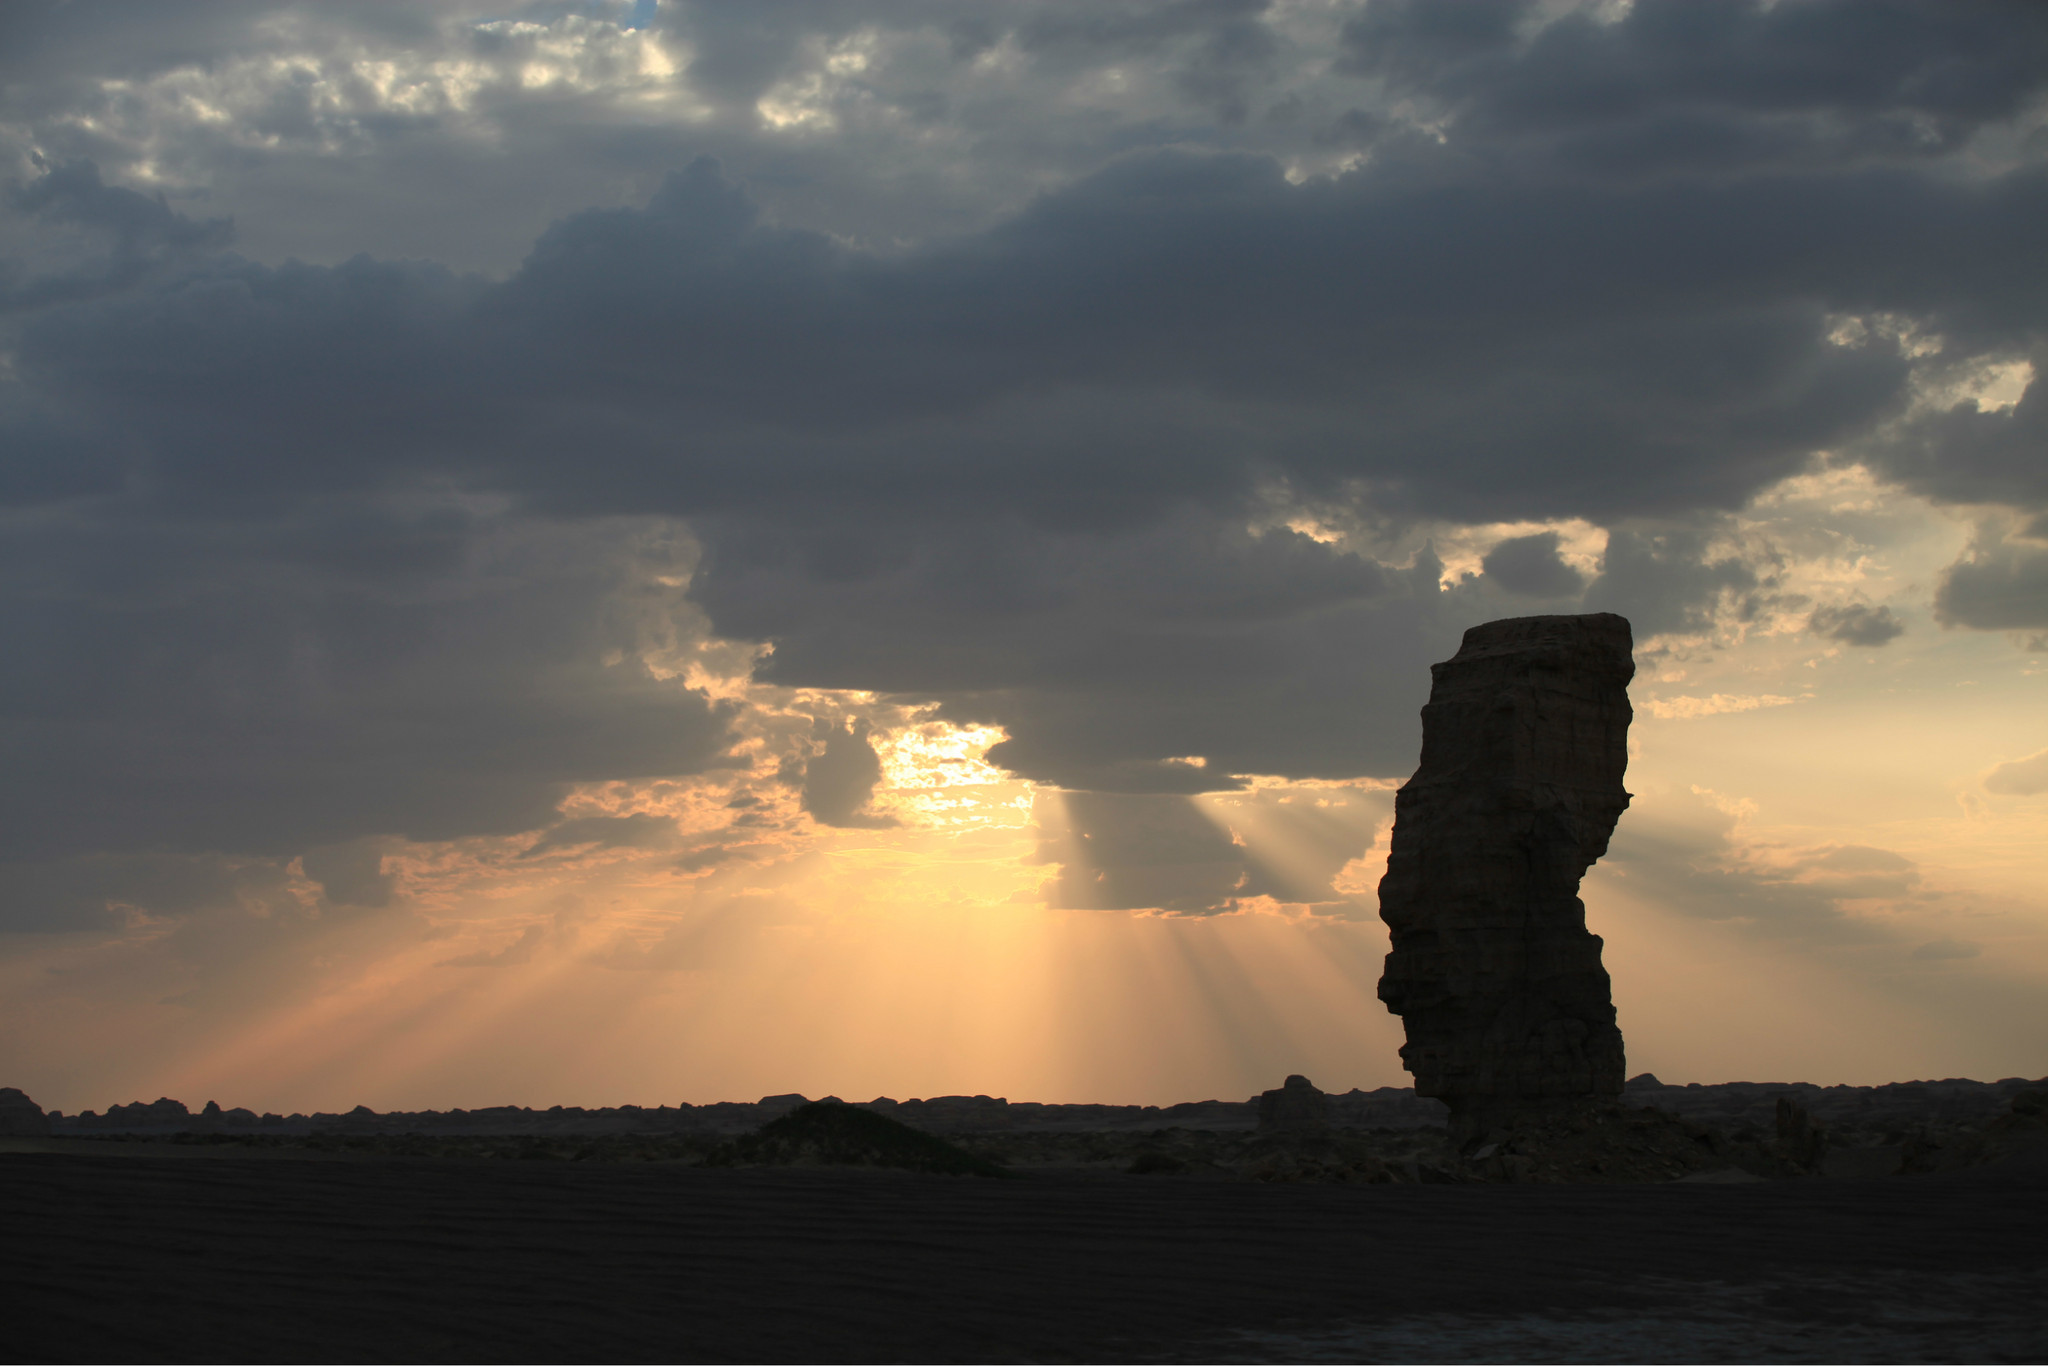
[1376,613,1634,1140]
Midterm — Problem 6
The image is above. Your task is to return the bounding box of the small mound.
[1466,1105,1775,1183]
[1235,1130,1401,1184]
[706,1102,1011,1178]
[1126,1150,1187,1176]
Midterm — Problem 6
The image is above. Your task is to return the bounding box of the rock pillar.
[1376,613,1634,1140]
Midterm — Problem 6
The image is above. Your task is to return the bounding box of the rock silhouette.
[1775,1095,1830,1172]
[705,1100,1011,1177]
[1256,1075,1331,1133]
[0,1087,49,1137]
[1377,613,1634,1141]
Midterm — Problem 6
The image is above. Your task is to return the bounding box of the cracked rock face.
[1376,613,1634,1139]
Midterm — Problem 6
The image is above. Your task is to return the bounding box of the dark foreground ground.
[4,1146,2043,1364]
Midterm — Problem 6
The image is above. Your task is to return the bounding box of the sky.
[1,0,2045,1115]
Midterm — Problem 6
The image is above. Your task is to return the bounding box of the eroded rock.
[1377,613,1635,1140]
[1775,1095,1830,1171]
[0,1087,50,1137]
[1256,1075,1330,1133]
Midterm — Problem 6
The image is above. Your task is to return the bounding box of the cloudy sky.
[3,0,2044,1114]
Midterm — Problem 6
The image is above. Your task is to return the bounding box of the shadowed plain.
[4,1151,2043,1363]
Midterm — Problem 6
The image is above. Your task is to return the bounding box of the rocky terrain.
[703,1101,1013,1177]
[1376,613,1637,1139]
[31,1083,1436,1138]
[13,1073,2044,1183]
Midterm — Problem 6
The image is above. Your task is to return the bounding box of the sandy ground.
[4,1146,2041,1363]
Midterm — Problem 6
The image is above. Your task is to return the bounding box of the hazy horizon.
[2,0,2045,1117]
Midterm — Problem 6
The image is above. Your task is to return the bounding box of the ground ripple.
[4,1154,2042,1363]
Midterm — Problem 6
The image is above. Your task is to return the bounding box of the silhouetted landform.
[14,1076,2044,1184]
[1378,613,1635,1140]
[33,1085,1439,1138]
[1620,1072,2044,1134]
[703,1101,1010,1177]
[1255,1074,1330,1132]
[25,1076,2041,1139]
[985,1080,2048,1186]
[0,1086,50,1137]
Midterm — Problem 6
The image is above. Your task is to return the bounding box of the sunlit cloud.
[1984,748,2048,797]
[1639,693,1805,721]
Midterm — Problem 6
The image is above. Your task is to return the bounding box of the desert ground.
[4,1140,2042,1364]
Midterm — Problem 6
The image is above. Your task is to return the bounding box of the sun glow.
[875,721,1012,791]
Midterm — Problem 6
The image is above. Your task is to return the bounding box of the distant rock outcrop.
[0,1087,50,1137]
[1256,1075,1330,1133]
[707,1101,1010,1177]
[1775,1095,1830,1171]
[1984,1089,2048,1167]
[105,1098,193,1131]
[1377,613,1635,1141]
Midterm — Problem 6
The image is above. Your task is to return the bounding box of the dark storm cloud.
[1341,0,2048,174]
[1,132,2036,814]
[25,145,2039,524]
[1038,791,1246,913]
[1935,530,2048,631]
[3,157,234,313]
[0,1,1319,271]
[1870,358,2048,512]
[672,0,1286,125]
[0,850,287,933]
[1481,532,1586,599]
[798,717,896,829]
[1582,524,1763,639]
[1606,804,1923,944]
[698,509,1437,789]
[1037,786,1387,915]
[23,125,2010,798]
[300,842,394,908]
[24,125,2039,532]
[0,502,738,928]
[1015,0,1279,124]
[1808,602,1905,647]
[0,1,295,88]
